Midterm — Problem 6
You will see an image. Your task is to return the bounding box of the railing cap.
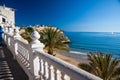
[30,31,45,52]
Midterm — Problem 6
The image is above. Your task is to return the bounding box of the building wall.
[0,6,15,27]
[0,16,2,23]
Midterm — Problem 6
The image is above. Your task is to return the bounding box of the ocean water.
[65,32,120,58]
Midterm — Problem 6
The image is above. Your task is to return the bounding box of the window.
[2,18,6,23]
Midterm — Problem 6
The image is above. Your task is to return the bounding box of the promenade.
[0,45,28,80]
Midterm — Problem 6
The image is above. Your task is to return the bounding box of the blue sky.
[1,0,120,32]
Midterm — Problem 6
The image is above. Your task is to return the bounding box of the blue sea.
[65,32,120,58]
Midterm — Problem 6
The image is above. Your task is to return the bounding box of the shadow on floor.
[0,45,28,80]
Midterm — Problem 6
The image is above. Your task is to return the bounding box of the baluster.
[24,50,26,59]
[10,38,12,46]
[27,51,29,60]
[48,65,55,80]
[13,39,18,59]
[44,62,48,80]
[55,69,61,80]
[25,50,27,59]
[39,58,42,80]
[23,49,26,57]
[29,45,35,80]
[65,75,70,80]
[6,35,8,46]
[61,73,70,80]
[39,59,44,80]
[8,37,10,46]
[25,50,27,60]
[4,34,6,41]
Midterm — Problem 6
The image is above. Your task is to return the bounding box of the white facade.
[0,5,15,28]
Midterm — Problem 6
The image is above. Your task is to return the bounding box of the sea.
[65,32,120,58]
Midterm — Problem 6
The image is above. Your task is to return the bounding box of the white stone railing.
[2,27,102,80]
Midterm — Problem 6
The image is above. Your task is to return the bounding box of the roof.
[0,5,15,11]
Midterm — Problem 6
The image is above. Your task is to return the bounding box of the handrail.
[35,49,102,80]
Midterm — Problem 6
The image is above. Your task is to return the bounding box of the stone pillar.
[30,31,45,79]
[30,31,45,52]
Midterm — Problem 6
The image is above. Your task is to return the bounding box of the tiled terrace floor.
[0,45,28,80]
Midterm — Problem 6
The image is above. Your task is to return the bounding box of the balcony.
[1,27,102,80]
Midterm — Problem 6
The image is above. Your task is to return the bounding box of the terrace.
[0,26,102,80]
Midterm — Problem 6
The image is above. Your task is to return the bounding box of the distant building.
[0,5,15,28]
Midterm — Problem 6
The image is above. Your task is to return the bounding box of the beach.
[55,50,88,67]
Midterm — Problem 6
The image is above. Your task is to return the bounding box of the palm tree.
[78,52,120,80]
[39,27,70,55]
[21,27,34,42]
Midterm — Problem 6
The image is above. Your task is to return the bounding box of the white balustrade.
[14,27,21,39]
[5,27,8,32]
[2,28,103,80]
[8,27,13,34]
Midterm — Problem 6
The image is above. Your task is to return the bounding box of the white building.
[0,5,15,28]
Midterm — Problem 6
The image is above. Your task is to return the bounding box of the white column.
[30,31,45,52]
[30,31,45,79]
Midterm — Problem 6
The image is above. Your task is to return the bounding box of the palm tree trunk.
[48,48,53,55]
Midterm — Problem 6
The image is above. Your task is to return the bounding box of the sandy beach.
[55,51,89,67]
[55,53,80,66]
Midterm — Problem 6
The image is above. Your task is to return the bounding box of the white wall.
[0,6,15,27]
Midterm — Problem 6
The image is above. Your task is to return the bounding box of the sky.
[0,0,120,32]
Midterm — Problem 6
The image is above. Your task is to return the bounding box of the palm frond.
[112,67,120,77]
[79,52,120,80]
[78,63,92,72]
[39,27,70,55]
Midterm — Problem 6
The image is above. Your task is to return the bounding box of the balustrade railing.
[2,27,102,80]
